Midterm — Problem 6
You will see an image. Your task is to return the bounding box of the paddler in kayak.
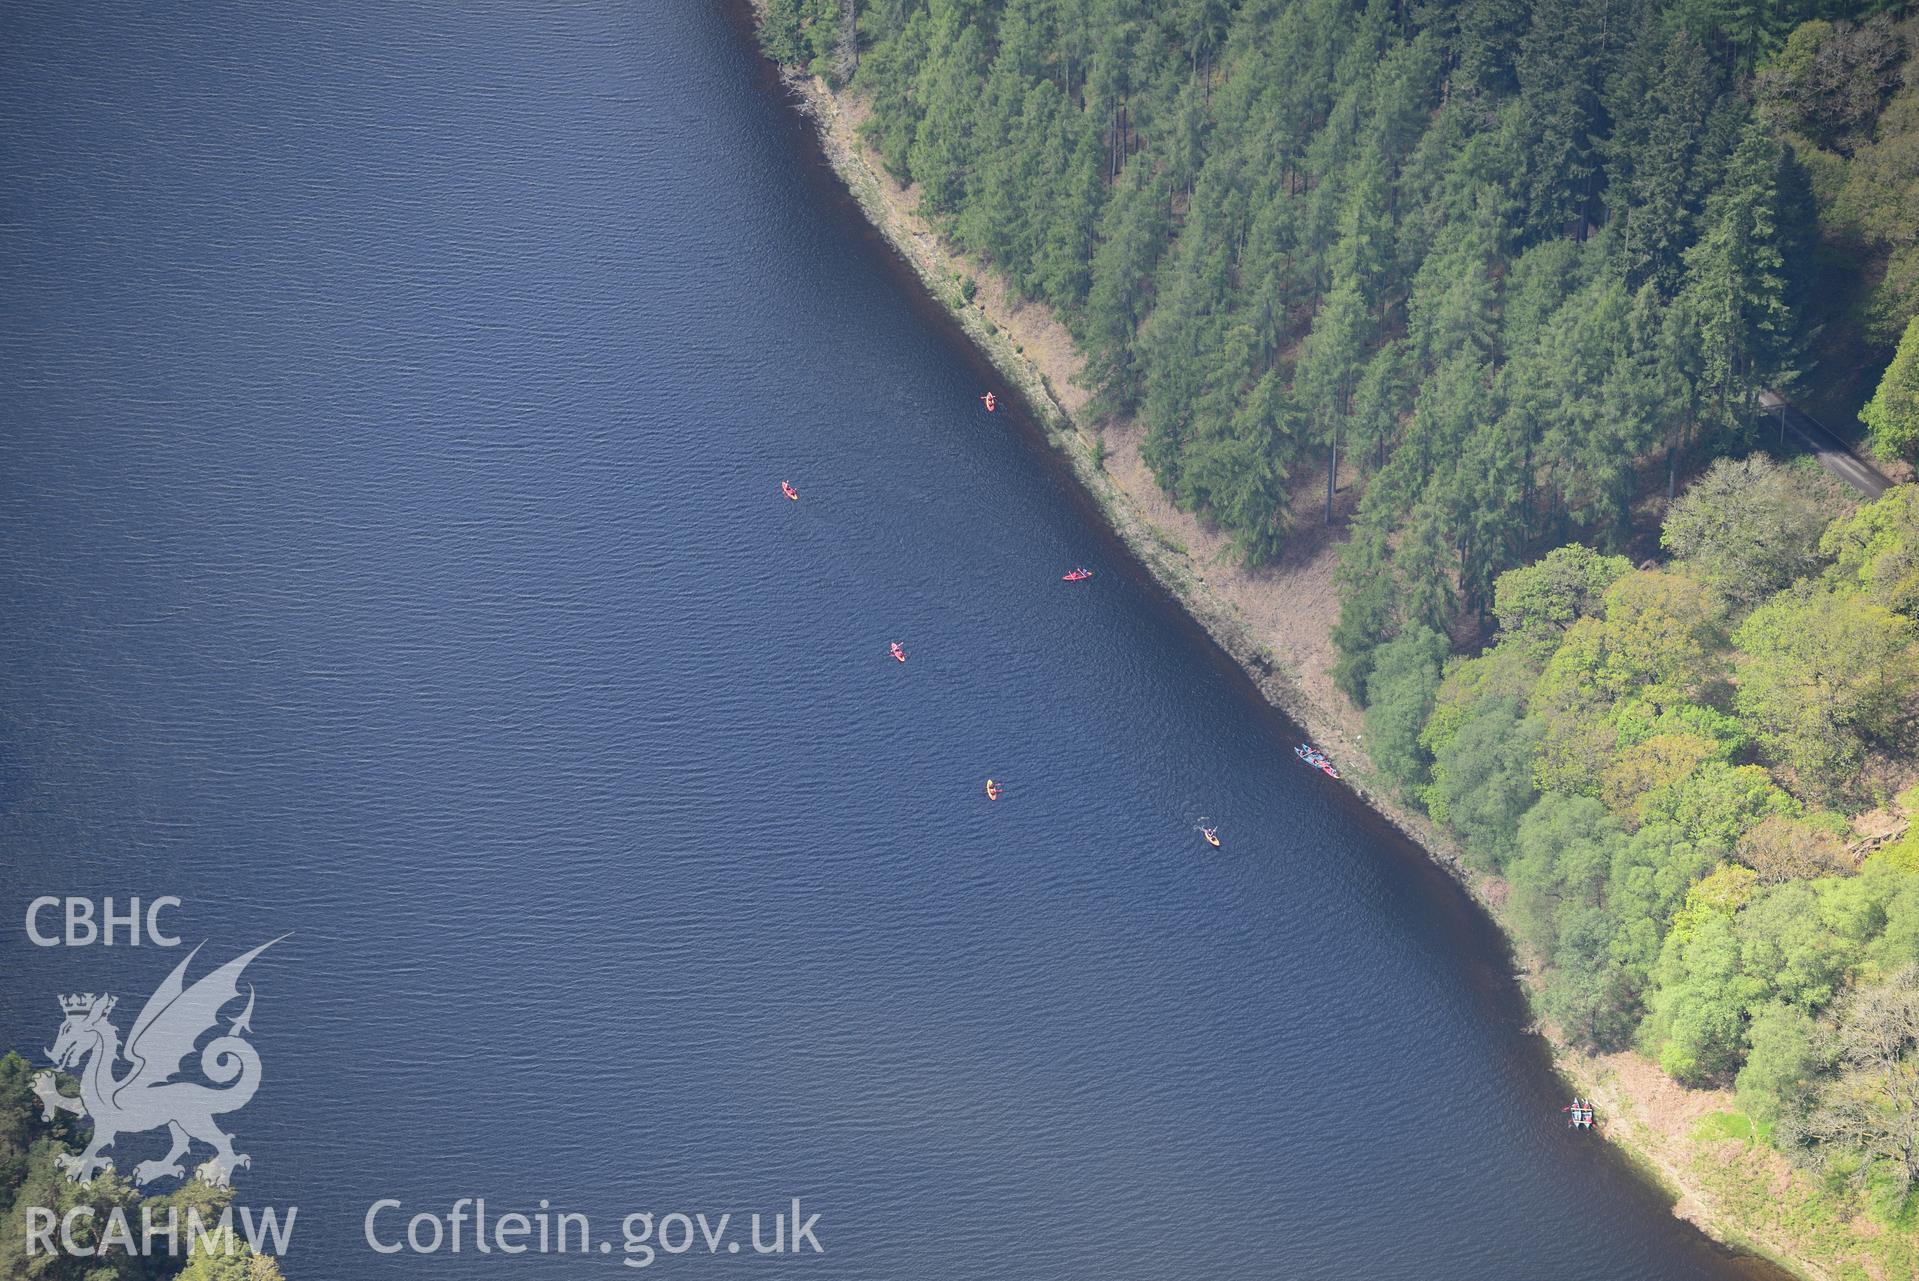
[889,641,906,663]
[984,779,1001,801]
[781,480,799,501]
[981,391,997,412]
[1063,567,1093,582]
[1202,826,1220,848]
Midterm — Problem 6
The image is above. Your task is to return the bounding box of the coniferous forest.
[765,0,1919,688]
[762,0,1919,1247]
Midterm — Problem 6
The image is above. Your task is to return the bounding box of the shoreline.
[778,75,1465,874]
[763,52,1856,1281]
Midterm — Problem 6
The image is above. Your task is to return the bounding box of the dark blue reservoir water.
[0,4,1782,1278]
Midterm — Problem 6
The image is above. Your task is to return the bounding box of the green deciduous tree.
[1364,623,1450,794]
[1738,1001,1821,1126]
[1733,584,1919,794]
[1662,455,1843,605]
[1601,732,1725,827]
[1786,966,1919,1200]
[1822,485,1919,620]
[1493,543,1633,648]
[1644,905,1762,1083]
[1862,314,1919,464]
[1427,694,1545,869]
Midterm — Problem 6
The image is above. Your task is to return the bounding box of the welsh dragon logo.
[34,939,282,1187]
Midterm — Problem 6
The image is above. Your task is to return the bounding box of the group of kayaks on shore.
[1564,1098,1596,1130]
[782,390,1341,851]
[1294,743,1339,779]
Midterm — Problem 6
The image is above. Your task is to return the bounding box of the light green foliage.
[1607,822,1722,972]
[1645,908,1763,1083]
[1611,699,1752,756]
[1733,585,1919,795]
[1878,789,1919,880]
[1511,794,1651,1047]
[1419,637,1542,822]
[1738,1002,1821,1125]
[1492,543,1632,649]
[1574,570,1727,704]
[178,1231,288,1281]
[1666,862,1763,947]
[1420,638,1541,765]
[1510,794,1620,961]
[1877,837,1919,876]
[1661,455,1843,605]
[1639,855,1897,1086]
[1109,376,1908,1236]
[1363,624,1449,795]
[1738,880,1856,1011]
[1659,761,1801,848]
[1822,484,1919,619]
[1402,480,1919,1168]
[1862,315,1919,463]
[1529,569,1726,794]
[1864,864,1919,973]
[1600,731,1725,827]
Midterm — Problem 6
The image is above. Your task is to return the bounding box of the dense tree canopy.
[761,2,1919,1216]
[1346,478,1919,1211]
[774,0,1896,693]
[1661,456,1845,603]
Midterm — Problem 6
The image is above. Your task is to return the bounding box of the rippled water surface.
[0,4,1785,1278]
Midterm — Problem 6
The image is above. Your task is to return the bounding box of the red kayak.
[889,642,906,663]
[1062,567,1093,582]
[781,481,799,501]
[980,392,997,412]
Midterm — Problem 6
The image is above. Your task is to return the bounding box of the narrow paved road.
[1756,389,1893,499]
